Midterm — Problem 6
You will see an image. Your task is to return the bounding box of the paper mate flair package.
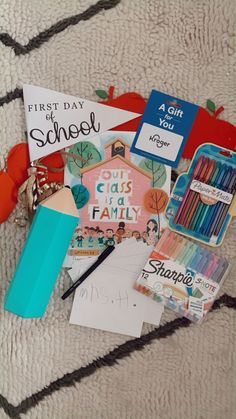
[165,144,236,246]
[135,229,230,323]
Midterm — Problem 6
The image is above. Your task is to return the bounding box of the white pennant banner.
[23,84,140,161]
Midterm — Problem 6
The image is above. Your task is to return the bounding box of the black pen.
[61,245,115,300]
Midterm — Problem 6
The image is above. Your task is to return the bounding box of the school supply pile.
[3,85,235,337]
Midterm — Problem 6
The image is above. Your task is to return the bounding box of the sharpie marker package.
[135,229,230,323]
[165,144,236,246]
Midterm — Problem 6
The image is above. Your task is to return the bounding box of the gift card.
[131,90,199,168]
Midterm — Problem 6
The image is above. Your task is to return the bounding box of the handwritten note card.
[69,240,164,336]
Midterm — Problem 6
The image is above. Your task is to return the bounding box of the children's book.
[64,131,171,258]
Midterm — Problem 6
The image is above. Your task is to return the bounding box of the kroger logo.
[149,134,170,148]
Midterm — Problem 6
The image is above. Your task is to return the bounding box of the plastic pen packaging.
[135,229,230,323]
[165,144,236,246]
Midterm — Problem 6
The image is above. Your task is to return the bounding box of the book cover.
[65,131,170,257]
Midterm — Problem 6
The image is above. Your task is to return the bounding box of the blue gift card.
[131,90,199,168]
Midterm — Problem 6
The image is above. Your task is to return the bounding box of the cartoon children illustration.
[147,230,157,246]
[132,230,141,241]
[124,229,132,239]
[75,228,84,248]
[146,218,158,246]
[97,230,105,246]
[70,236,76,248]
[118,222,125,230]
[88,227,96,247]
[146,219,158,234]
[116,221,126,244]
[83,226,89,238]
[115,228,125,244]
[142,231,148,243]
[105,228,116,246]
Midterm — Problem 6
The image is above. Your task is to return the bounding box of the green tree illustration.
[139,158,167,188]
[72,184,90,209]
[67,141,101,182]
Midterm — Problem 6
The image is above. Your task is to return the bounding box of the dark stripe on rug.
[0,293,235,418]
[0,0,121,56]
[0,395,20,419]
[0,88,23,107]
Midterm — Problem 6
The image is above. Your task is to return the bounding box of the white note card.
[69,240,164,337]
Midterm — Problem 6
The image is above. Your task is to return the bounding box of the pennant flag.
[23,85,141,161]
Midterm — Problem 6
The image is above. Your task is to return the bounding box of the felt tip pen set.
[135,229,230,323]
[166,144,236,246]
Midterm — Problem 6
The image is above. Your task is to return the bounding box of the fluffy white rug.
[0,0,235,418]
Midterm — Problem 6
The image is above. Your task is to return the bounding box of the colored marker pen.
[171,236,185,260]
[204,255,220,279]
[156,229,173,254]
[174,156,206,225]
[175,240,189,264]
[198,163,224,234]
[212,169,236,237]
[199,253,213,276]
[191,162,220,232]
[207,166,232,237]
[188,250,204,271]
[212,259,229,283]
[184,158,216,229]
[183,244,198,267]
[179,243,193,266]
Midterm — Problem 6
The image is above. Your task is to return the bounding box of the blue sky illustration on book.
[64,131,171,257]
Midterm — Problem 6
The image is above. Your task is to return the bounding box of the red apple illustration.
[7,143,30,187]
[96,86,146,131]
[7,143,65,187]
[0,171,18,223]
[1,144,65,224]
[183,100,236,159]
[40,151,65,183]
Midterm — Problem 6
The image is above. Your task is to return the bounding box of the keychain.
[0,143,85,226]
